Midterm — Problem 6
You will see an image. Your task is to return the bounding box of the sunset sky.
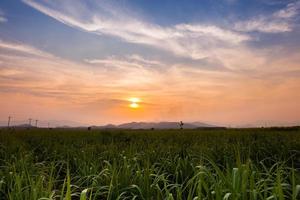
[0,0,300,127]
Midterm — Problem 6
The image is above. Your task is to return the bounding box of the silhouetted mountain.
[0,120,87,128]
[93,124,117,129]
[15,124,34,128]
[0,121,217,129]
[190,121,216,127]
[116,121,214,129]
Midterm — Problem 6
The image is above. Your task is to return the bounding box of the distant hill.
[117,122,194,129]
[95,121,216,129]
[0,121,217,129]
[190,121,216,127]
[0,120,87,128]
[93,124,117,129]
[14,124,34,128]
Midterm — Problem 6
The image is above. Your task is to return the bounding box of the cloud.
[0,40,166,100]
[174,24,250,44]
[235,17,292,33]
[0,40,236,105]
[273,1,300,18]
[85,54,164,70]
[0,16,7,23]
[22,0,251,60]
[0,10,7,23]
[235,1,300,33]
[0,40,100,97]
[0,40,52,57]
[22,0,299,74]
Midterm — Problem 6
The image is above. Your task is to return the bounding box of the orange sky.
[0,40,300,126]
[1,1,300,127]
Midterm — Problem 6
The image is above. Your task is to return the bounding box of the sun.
[129,97,140,109]
[130,102,139,108]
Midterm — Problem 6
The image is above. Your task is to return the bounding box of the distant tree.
[88,127,92,131]
[179,121,184,129]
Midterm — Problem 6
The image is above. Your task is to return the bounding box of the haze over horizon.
[1,0,300,126]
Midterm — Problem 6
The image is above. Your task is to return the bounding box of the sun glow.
[129,97,140,109]
[130,102,139,108]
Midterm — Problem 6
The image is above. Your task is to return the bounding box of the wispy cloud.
[235,1,300,33]
[22,0,300,74]
[0,10,7,23]
[85,55,162,70]
[22,0,251,60]
[0,16,7,23]
[0,40,165,100]
[0,40,53,57]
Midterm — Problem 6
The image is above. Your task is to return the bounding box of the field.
[0,128,300,200]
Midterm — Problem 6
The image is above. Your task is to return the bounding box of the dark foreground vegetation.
[0,127,300,199]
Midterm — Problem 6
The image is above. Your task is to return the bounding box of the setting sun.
[129,97,140,108]
[130,102,139,108]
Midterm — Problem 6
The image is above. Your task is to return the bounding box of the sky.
[0,0,300,127]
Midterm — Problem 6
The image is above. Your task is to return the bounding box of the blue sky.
[1,0,299,61]
[0,0,300,126]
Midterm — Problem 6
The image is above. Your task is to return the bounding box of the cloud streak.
[234,1,300,33]
[21,0,300,73]
[22,0,251,60]
[0,16,7,23]
[0,10,7,23]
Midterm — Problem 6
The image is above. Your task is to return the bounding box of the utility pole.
[28,118,32,126]
[7,116,12,128]
[35,120,38,128]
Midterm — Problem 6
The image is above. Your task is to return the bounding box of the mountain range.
[1,120,217,129]
[94,121,216,129]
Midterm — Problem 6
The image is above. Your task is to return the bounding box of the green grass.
[0,127,299,199]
